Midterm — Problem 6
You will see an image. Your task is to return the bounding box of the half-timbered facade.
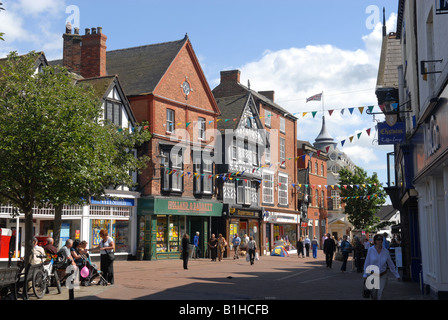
[214,93,266,251]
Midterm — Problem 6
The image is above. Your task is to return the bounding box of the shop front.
[264,211,299,254]
[0,192,139,266]
[224,206,262,255]
[137,197,223,260]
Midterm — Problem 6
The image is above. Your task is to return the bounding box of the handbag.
[362,279,371,298]
[103,238,115,261]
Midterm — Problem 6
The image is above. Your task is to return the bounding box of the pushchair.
[79,253,108,286]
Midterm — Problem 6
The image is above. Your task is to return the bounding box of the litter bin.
[0,229,12,259]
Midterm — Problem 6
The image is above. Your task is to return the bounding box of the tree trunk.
[53,204,63,249]
[24,210,34,266]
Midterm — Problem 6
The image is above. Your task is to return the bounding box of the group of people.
[180,232,258,269]
[30,229,115,285]
[318,232,401,300]
[296,236,320,259]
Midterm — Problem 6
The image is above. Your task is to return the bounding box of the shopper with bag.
[89,229,115,285]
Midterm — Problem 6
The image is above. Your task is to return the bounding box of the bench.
[0,268,19,300]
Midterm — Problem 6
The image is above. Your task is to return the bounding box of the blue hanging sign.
[378,121,406,145]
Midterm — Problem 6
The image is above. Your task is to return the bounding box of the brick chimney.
[63,22,82,74]
[220,70,241,84]
[258,91,275,102]
[62,24,107,78]
[81,27,107,78]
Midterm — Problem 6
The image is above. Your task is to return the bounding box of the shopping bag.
[246,253,250,262]
[255,252,259,260]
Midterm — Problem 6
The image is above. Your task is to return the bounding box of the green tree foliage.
[0,52,151,263]
[338,166,386,232]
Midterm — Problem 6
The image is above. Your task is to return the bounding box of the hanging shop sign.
[378,121,406,145]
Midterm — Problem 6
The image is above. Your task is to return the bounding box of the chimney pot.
[92,27,97,34]
[85,28,90,35]
[65,22,72,34]
[74,27,79,35]
[97,27,102,34]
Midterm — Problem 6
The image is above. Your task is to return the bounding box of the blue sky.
[0,0,399,196]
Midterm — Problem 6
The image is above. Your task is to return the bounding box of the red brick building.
[297,140,329,247]
[106,35,222,260]
[61,26,222,260]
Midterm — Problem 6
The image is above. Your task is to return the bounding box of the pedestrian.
[353,236,364,273]
[89,229,115,285]
[193,232,200,259]
[363,234,401,300]
[323,233,336,267]
[208,234,218,261]
[30,237,46,265]
[217,233,227,262]
[247,236,257,265]
[304,236,311,257]
[232,233,241,259]
[43,237,58,257]
[181,233,189,270]
[311,236,319,258]
[340,235,352,272]
[296,237,304,258]
[382,232,390,250]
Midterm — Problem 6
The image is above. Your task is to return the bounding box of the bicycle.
[31,254,62,299]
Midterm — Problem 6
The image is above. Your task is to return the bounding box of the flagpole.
[321,91,324,114]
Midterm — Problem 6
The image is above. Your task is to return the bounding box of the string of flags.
[161,160,386,201]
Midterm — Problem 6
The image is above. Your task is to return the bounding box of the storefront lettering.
[425,115,441,159]
[167,200,213,213]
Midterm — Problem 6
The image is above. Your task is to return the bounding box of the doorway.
[188,217,204,258]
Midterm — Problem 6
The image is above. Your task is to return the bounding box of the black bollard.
[69,269,74,300]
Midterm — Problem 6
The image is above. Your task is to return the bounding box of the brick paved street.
[35,250,428,301]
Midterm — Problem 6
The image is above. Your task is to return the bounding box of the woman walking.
[181,233,190,270]
[363,234,401,299]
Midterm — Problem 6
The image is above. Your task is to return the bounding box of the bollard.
[69,269,74,300]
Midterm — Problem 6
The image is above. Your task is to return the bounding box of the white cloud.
[0,0,66,58]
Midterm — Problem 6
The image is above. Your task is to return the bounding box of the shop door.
[189,217,203,258]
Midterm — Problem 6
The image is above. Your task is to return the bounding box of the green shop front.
[137,197,223,260]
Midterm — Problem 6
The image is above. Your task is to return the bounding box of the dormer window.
[105,100,122,126]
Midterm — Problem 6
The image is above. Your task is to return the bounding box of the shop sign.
[91,197,135,206]
[378,121,406,145]
[230,209,259,217]
[138,198,222,217]
[265,211,298,224]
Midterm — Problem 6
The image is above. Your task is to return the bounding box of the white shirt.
[99,236,114,255]
[363,246,400,279]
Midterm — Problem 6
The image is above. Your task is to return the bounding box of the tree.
[338,166,386,232]
[0,52,151,265]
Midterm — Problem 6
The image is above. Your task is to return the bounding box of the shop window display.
[156,216,185,254]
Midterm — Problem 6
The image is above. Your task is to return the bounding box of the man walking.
[232,234,241,259]
[193,232,200,259]
[304,236,311,257]
[323,233,336,268]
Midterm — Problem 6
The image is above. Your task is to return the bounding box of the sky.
[0,0,399,199]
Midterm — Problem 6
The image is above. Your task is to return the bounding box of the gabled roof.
[106,36,188,97]
[76,75,136,125]
[215,93,262,132]
[376,205,399,221]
